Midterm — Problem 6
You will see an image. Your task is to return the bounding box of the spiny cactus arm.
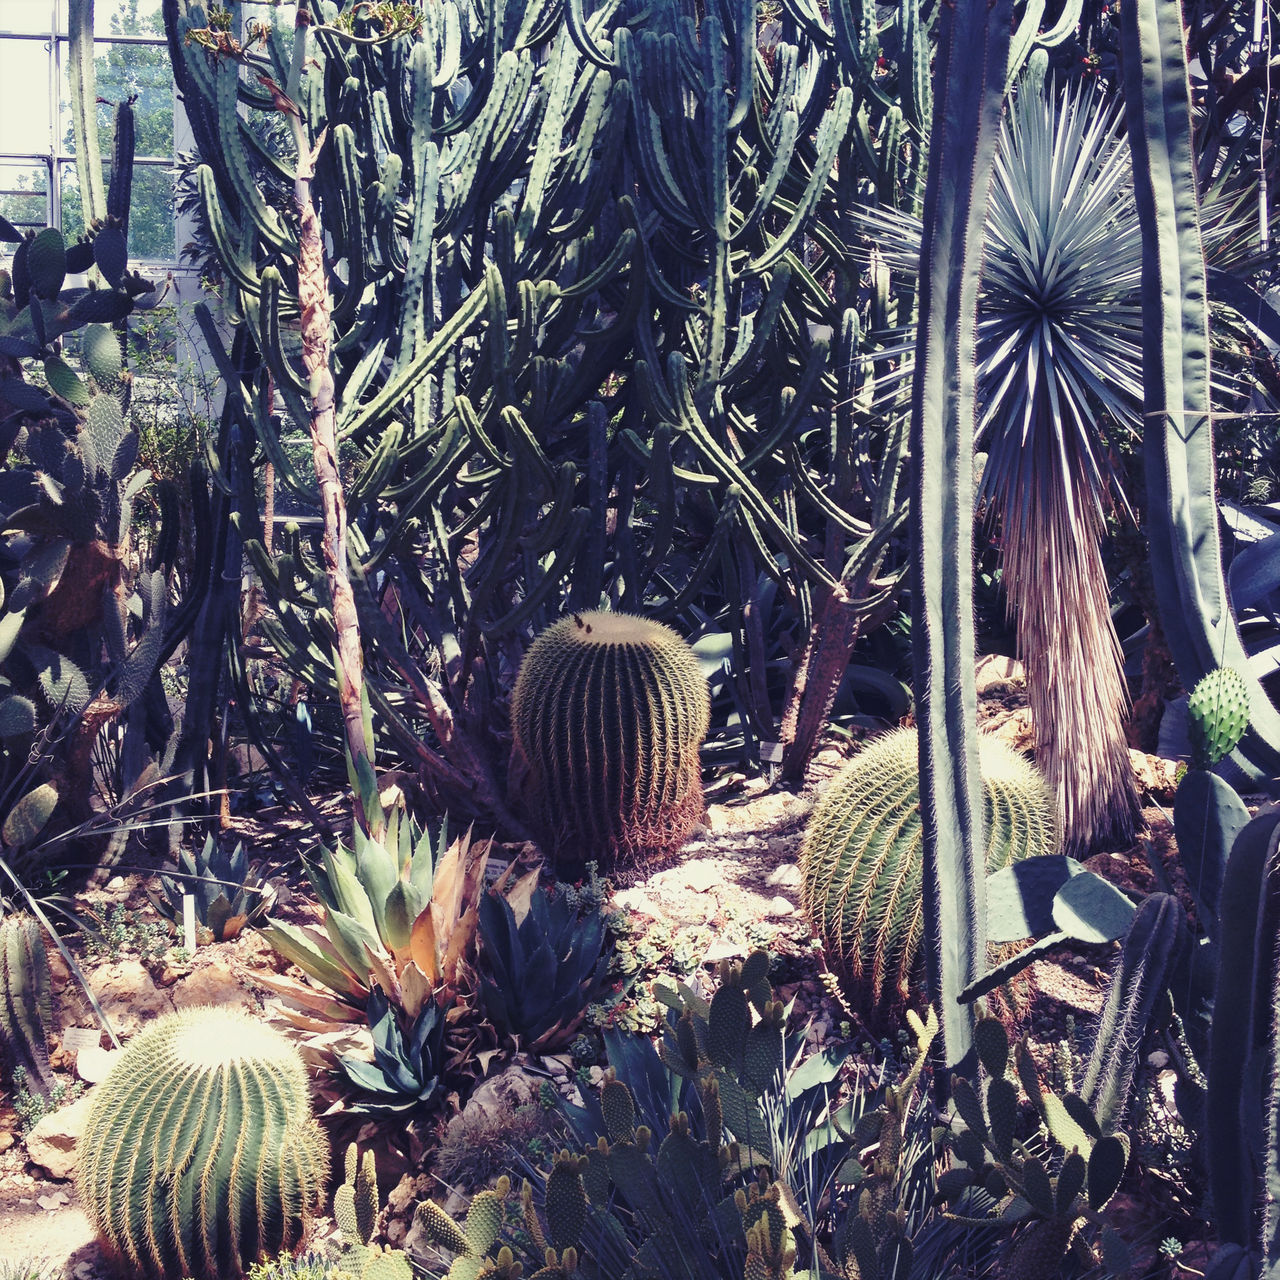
[1120,0,1280,780]
[1207,807,1280,1248]
[0,917,55,1097]
[67,0,107,230]
[1081,893,1187,1133]
[909,0,1012,1076]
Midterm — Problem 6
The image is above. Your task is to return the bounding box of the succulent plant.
[154,833,275,942]
[800,727,1058,1021]
[78,1006,329,1280]
[337,984,447,1114]
[326,1144,414,1280]
[936,1017,1133,1278]
[260,804,488,1027]
[0,915,53,1097]
[477,874,612,1052]
[510,612,710,871]
[1187,667,1250,769]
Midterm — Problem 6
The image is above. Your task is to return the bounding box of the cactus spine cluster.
[800,727,1057,1020]
[510,612,710,869]
[78,1007,328,1279]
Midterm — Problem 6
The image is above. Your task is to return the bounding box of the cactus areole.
[510,612,710,871]
[78,1006,328,1280]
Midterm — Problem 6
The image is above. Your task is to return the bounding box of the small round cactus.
[510,612,710,870]
[78,1006,328,1280]
[1187,667,1250,767]
[800,727,1058,1022]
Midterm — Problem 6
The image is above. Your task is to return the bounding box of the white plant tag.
[61,1026,100,1054]
[182,893,198,952]
[759,740,785,764]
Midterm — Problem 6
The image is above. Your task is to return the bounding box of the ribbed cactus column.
[510,612,710,870]
[78,1007,328,1279]
[1120,0,1280,780]
[908,0,1012,1075]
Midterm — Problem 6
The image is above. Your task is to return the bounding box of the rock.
[0,1128,14,1153]
[975,653,1026,693]
[675,863,721,893]
[1128,749,1180,802]
[765,896,796,918]
[706,807,731,834]
[90,960,171,1035]
[26,1091,96,1180]
[75,1045,121,1084]
[542,1055,571,1078]
[169,954,252,1011]
[765,864,802,891]
[702,938,746,964]
[611,887,656,914]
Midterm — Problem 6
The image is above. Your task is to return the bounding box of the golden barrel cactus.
[800,727,1058,1023]
[78,1006,328,1279]
[510,612,710,870]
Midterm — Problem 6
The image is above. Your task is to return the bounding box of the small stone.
[588,1066,605,1087]
[386,1219,406,1246]
[766,896,796,918]
[678,863,721,893]
[765,864,802,891]
[611,888,655,914]
[542,1055,571,1078]
[37,1190,69,1211]
[975,653,1026,693]
[105,876,127,892]
[76,1045,121,1084]
[1147,1050,1170,1069]
[0,1130,14,1153]
[706,807,731,834]
[26,1091,96,1180]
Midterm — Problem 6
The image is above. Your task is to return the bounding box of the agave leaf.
[262,920,366,1000]
[320,844,379,938]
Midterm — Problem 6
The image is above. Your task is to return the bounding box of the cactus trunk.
[908,0,1012,1075]
[1120,0,1280,779]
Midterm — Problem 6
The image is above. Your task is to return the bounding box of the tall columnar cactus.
[0,915,54,1097]
[510,612,710,870]
[908,0,1013,1075]
[1081,892,1187,1134]
[800,727,1057,1022]
[78,1006,329,1280]
[1121,0,1280,781]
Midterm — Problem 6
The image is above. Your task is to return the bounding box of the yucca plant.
[868,77,1149,855]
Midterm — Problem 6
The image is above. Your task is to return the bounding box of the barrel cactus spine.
[78,1006,328,1280]
[510,612,710,871]
[800,727,1058,1022]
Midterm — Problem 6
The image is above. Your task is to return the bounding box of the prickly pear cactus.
[800,727,1058,1019]
[78,1007,328,1279]
[1188,667,1250,768]
[510,612,710,870]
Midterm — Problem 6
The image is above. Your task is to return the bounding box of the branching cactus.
[510,612,710,871]
[78,1007,329,1279]
[800,728,1057,1024]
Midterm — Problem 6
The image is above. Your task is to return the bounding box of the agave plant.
[476,874,612,1052]
[153,834,274,942]
[337,984,447,1114]
[259,804,489,1026]
[867,76,1154,854]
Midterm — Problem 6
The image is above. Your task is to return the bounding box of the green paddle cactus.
[1188,666,1250,768]
[800,727,1058,1020]
[510,612,710,870]
[78,1006,328,1280]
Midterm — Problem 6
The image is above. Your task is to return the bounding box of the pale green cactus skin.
[800,727,1057,1019]
[510,612,710,870]
[1187,667,1250,769]
[78,1007,328,1280]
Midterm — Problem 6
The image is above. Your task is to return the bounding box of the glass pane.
[59,39,173,159]
[54,0,164,37]
[0,161,51,233]
[60,159,175,259]
[0,1,57,36]
[0,38,53,153]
